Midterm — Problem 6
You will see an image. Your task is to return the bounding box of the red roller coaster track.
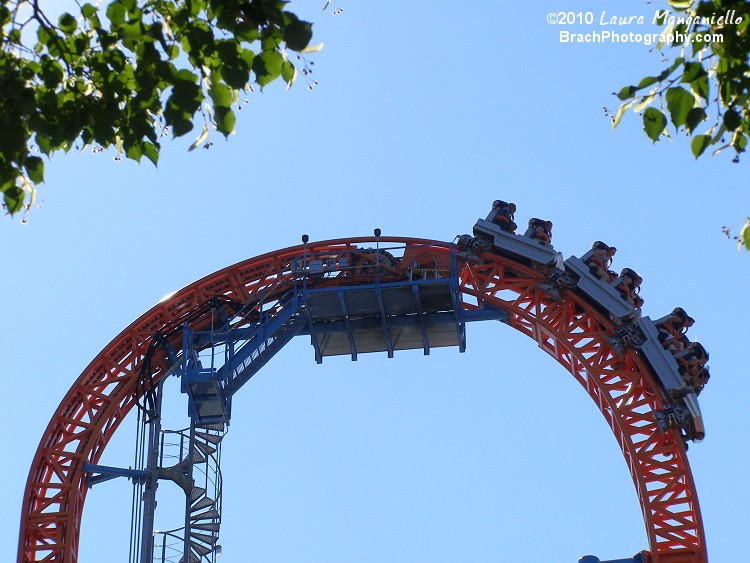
[18,236,706,562]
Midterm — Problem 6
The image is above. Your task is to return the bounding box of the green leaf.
[690,134,712,158]
[669,57,685,72]
[222,64,250,89]
[284,20,313,51]
[3,186,25,215]
[681,61,706,83]
[262,0,286,20]
[235,27,261,42]
[126,142,143,162]
[41,58,64,88]
[24,157,44,184]
[239,49,255,68]
[81,3,98,19]
[616,85,637,101]
[734,132,747,154]
[281,60,296,85]
[120,20,143,41]
[637,76,658,89]
[253,50,283,86]
[665,86,695,128]
[691,74,709,100]
[106,1,127,26]
[685,107,707,133]
[143,141,159,165]
[171,78,201,113]
[171,119,193,137]
[723,109,742,131]
[188,0,207,17]
[0,5,10,26]
[58,13,78,33]
[209,82,233,108]
[643,108,667,142]
[36,134,51,155]
[174,68,198,82]
[215,40,239,62]
[214,107,236,136]
[37,25,50,45]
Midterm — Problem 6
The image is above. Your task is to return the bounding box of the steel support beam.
[82,464,149,488]
[338,290,358,361]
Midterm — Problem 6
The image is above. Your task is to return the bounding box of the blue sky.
[3,1,749,561]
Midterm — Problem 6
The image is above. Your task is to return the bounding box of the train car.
[635,317,705,441]
[562,258,703,440]
[472,217,562,271]
[562,256,639,323]
[472,214,704,441]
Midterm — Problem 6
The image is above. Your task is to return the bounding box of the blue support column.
[375,287,395,359]
[139,381,164,563]
[412,284,430,355]
[305,302,323,364]
[338,290,358,361]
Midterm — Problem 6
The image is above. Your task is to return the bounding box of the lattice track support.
[459,252,706,562]
[18,236,707,563]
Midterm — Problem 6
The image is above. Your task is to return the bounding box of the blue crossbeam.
[83,463,149,488]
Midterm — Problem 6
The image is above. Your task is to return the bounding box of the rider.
[490,200,517,233]
[692,366,710,395]
[584,241,617,282]
[613,268,644,308]
[655,307,694,353]
[525,218,553,245]
[676,342,709,388]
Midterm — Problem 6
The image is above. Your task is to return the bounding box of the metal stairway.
[222,295,307,395]
[156,422,225,563]
[181,423,223,563]
[181,293,306,426]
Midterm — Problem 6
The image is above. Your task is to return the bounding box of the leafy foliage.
[0,0,318,216]
[610,1,750,252]
[611,0,750,161]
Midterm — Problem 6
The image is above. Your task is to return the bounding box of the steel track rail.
[18,236,706,563]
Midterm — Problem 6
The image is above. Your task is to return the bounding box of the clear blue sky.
[3,1,749,561]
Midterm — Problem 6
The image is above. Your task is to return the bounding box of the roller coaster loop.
[18,235,707,563]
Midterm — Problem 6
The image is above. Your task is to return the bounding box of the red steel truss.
[18,237,706,562]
